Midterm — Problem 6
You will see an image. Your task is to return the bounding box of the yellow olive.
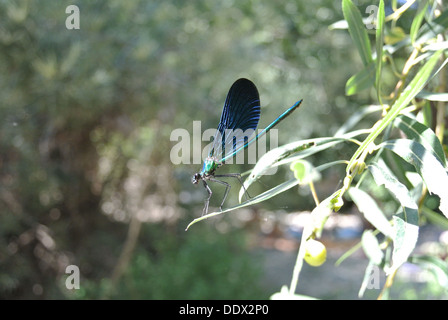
[304,239,327,267]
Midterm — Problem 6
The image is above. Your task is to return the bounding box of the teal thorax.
[192,157,222,184]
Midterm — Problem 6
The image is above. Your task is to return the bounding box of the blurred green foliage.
[66,228,264,299]
[4,0,437,300]
[0,0,356,299]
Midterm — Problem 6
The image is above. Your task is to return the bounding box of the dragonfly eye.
[192,173,201,184]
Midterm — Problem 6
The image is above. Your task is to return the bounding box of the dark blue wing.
[209,78,261,161]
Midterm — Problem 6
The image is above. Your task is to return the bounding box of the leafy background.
[1,0,447,299]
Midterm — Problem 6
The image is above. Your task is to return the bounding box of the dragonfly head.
[192,173,201,184]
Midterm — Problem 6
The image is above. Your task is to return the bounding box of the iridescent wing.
[209,78,261,161]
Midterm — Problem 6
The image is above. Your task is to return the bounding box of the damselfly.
[192,78,302,215]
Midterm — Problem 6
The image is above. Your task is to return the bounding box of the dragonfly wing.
[210,78,260,161]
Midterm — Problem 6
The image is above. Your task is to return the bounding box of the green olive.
[304,239,327,267]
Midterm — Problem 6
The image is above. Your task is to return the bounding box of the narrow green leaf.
[361,230,384,265]
[369,160,419,210]
[348,187,393,237]
[345,61,376,95]
[394,114,446,166]
[410,0,429,44]
[358,261,378,298]
[382,139,448,219]
[390,210,419,274]
[419,100,432,128]
[375,0,385,104]
[186,178,299,230]
[290,195,336,294]
[302,194,336,241]
[417,90,448,101]
[421,206,448,230]
[238,141,313,202]
[342,0,373,66]
[347,50,443,174]
[368,161,419,274]
[416,9,448,45]
[239,130,369,202]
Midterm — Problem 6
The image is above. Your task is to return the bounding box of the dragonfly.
[192,78,302,215]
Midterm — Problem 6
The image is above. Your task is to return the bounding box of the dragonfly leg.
[209,178,231,211]
[215,173,251,200]
[202,180,212,216]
